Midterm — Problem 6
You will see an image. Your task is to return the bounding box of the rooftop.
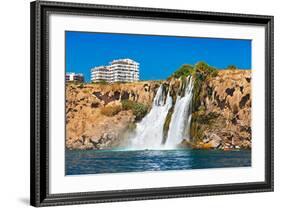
[66,72,84,76]
[110,58,139,65]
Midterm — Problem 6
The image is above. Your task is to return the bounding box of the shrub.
[192,62,218,111]
[194,61,218,79]
[227,65,237,70]
[121,100,148,121]
[92,80,107,85]
[170,62,218,80]
[168,61,218,112]
[98,80,107,84]
[170,64,194,79]
[78,83,84,88]
[100,105,122,117]
[114,81,127,84]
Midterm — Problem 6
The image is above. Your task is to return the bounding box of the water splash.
[129,77,193,150]
[129,85,173,149]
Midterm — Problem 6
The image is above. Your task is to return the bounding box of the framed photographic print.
[30,0,274,207]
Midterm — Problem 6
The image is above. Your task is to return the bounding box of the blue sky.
[66,31,251,82]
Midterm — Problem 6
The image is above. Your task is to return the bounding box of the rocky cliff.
[66,81,161,149]
[66,70,251,150]
[188,70,251,150]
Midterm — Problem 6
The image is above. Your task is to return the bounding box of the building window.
[91,59,139,83]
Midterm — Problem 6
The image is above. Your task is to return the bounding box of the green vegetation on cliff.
[190,110,222,144]
[169,64,194,79]
[169,61,218,111]
[168,61,225,147]
[170,62,217,81]
[162,107,174,144]
[189,62,220,144]
[121,100,148,121]
[192,62,218,111]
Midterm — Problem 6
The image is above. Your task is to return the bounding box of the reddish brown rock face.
[190,70,252,150]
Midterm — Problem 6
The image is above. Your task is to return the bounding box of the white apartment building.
[66,72,84,82]
[91,59,139,83]
[91,66,112,82]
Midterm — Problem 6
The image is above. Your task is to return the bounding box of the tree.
[170,64,194,79]
[192,62,218,111]
[194,61,218,80]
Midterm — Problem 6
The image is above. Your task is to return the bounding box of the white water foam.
[129,77,193,150]
[165,76,193,148]
[129,85,173,149]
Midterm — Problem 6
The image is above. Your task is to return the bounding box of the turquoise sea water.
[65,149,251,175]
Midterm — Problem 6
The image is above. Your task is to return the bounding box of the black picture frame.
[30,0,274,207]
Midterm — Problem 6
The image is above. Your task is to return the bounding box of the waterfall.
[165,76,193,148]
[128,76,193,150]
[129,85,173,149]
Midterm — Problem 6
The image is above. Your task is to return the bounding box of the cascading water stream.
[129,77,193,150]
[129,85,173,149]
[165,76,193,148]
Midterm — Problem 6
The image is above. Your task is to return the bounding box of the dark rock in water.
[204,133,222,148]
[179,139,192,148]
